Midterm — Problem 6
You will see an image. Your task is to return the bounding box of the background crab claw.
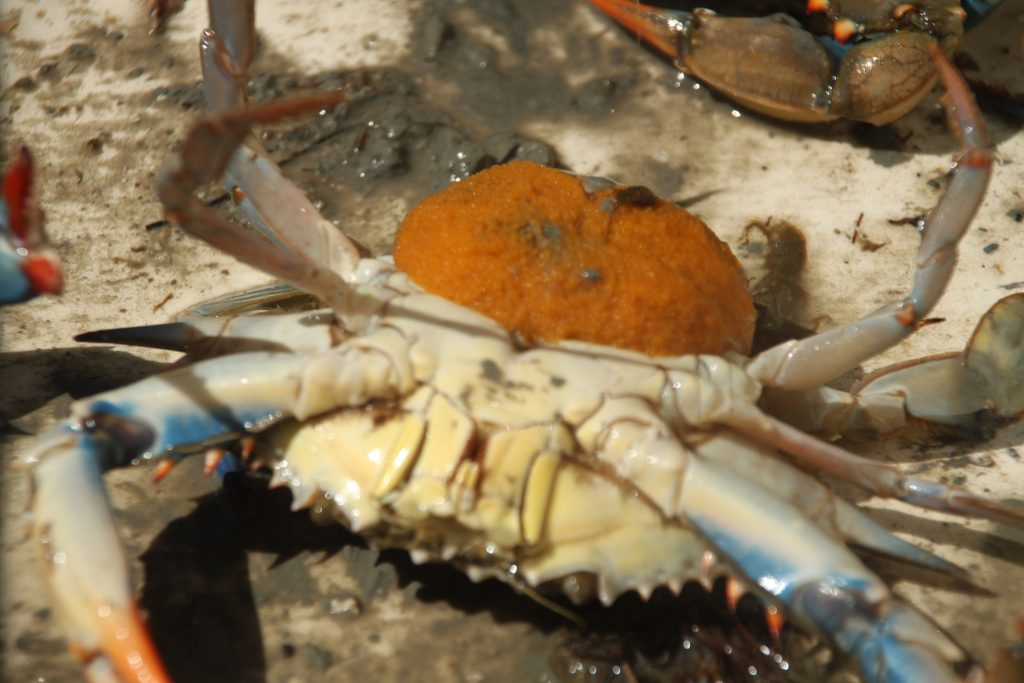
[21,251,63,295]
[1,145,64,304]
[30,429,171,683]
[586,0,685,61]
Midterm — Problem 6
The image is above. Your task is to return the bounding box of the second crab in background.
[587,0,1004,124]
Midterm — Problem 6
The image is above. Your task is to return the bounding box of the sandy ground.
[2,0,1024,681]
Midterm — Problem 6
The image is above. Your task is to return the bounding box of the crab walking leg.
[692,433,964,577]
[204,0,253,111]
[76,282,336,358]
[747,46,992,391]
[156,96,386,322]
[678,454,973,683]
[29,345,417,682]
[196,1,363,281]
[719,404,1024,528]
[761,293,1024,437]
[75,306,336,356]
[667,360,1024,526]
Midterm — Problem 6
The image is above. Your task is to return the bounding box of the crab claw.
[679,454,977,683]
[587,0,686,63]
[26,350,342,682]
[587,0,949,124]
[792,583,976,683]
[1,145,64,304]
[29,428,171,683]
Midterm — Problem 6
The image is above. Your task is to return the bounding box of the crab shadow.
[0,346,169,429]
[139,473,821,683]
[138,474,565,683]
[135,461,1012,683]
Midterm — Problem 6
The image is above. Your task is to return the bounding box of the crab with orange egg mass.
[3,1,1024,682]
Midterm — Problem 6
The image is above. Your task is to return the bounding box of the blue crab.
[0,146,62,305]
[24,1,1024,682]
[587,0,1005,124]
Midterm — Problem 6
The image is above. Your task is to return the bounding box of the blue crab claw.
[1,146,63,305]
[30,428,171,683]
[792,584,973,683]
[679,456,978,683]
[26,351,329,683]
[28,326,414,680]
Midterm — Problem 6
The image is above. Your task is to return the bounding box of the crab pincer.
[1,146,63,305]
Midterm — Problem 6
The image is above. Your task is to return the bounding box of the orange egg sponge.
[393,161,755,357]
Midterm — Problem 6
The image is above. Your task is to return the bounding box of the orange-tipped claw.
[22,252,64,296]
[832,18,858,42]
[587,0,685,62]
[31,432,172,683]
[78,601,171,683]
[240,436,256,462]
[2,145,64,303]
[3,145,35,240]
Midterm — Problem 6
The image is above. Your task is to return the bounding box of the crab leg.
[196,0,363,281]
[154,0,367,321]
[747,46,992,391]
[693,433,965,577]
[670,359,1024,527]
[205,0,254,110]
[762,293,1024,437]
[76,289,336,358]
[29,335,420,682]
[720,403,1024,527]
[1,146,63,304]
[678,453,975,683]
[156,93,391,327]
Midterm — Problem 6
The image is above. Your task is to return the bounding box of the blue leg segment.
[677,455,971,683]
[66,351,311,472]
[793,584,975,683]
